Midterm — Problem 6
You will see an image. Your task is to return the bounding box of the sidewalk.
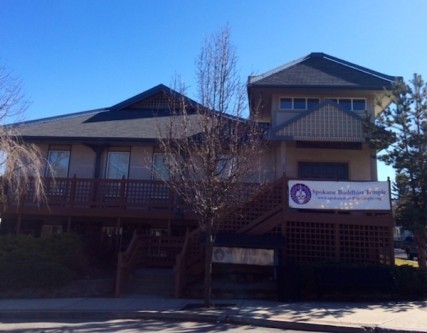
[0,296,426,333]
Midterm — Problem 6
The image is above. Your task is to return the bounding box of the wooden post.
[387,176,395,265]
[16,214,22,234]
[67,216,72,233]
[115,253,123,297]
[70,174,77,208]
[120,176,126,209]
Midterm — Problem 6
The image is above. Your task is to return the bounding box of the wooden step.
[185,267,278,300]
[125,268,175,297]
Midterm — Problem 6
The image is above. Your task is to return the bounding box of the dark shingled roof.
[13,84,204,143]
[248,52,399,90]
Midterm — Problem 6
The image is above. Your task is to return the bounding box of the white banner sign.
[288,180,391,210]
[212,246,274,266]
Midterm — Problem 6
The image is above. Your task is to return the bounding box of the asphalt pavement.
[0,296,427,333]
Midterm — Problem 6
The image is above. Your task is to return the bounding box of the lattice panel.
[283,220,392,264]
[339,224,391,264]
[134,93,171,109]
[284,221,336,262]
[220,179,284,233]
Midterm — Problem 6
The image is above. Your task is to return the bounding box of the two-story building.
[0,53,398,297]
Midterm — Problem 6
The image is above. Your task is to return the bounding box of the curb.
[0,310,370,333]
[0,310,426,333]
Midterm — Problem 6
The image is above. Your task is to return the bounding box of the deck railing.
[4,177,176,213]
[7,177,263,215]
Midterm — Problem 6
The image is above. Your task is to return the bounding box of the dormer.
[248,52,400,127]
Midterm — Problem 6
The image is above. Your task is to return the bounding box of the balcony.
[3,177,261,220]
[4,177,181,219]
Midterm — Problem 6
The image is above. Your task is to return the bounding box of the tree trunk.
[203,223,214,308]
[417,238,427,270]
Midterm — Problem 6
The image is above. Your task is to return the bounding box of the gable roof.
[248,52,399,90]
[270,101,366,142]
[13,84,204,143]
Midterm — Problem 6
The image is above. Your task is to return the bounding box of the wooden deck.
[4,177,177,218]
[2,177,259,220]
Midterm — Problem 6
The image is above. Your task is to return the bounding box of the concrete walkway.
[0,297,426,333]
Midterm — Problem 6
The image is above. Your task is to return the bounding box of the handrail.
[174,227,203,298]
[9,177,176,212]
[9,177,263,214]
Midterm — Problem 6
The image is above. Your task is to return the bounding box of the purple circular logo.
[290,183,311,205]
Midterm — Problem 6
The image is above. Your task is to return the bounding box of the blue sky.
[2,0,427,181]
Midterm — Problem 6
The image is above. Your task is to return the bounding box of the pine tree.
[375,74,427,268]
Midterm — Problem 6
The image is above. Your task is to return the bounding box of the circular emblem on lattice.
[290,183,312,205]
[213,248,225,262]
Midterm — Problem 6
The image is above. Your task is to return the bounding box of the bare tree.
[156,27,266,306]
[0,66,47,214]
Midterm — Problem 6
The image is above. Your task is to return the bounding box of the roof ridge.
[248,54,311,84]
[248,52,399,86]
[322,54,397,82]
[12,108,108,127]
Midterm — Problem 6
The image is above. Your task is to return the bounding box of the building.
[0,53,398,297]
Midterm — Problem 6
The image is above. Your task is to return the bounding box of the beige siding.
[275,142,374,181]
[247,149,276,183]
[68,144,95,178]
[129,146,154,180]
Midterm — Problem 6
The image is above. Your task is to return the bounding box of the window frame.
[279,97,320,110]
[298,161,349,181]
[46,147,71,178]
[152,152,170,181]
[325,98,367,111]
[105,151,130,180]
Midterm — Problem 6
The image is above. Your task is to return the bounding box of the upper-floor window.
[46,147,71,178]
[152,153,169,180]
[280,97,366,112]
[280,98,320,110]
[298,162,349,181]
[325,98,366,111]
[106,151,130,179]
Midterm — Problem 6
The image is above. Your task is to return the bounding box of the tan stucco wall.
[68,144,95,178]
[37,143,156,180]
[271,142,376,181]
[129,146,154,180]
[248,149,276,182]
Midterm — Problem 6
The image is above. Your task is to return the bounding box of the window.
[307,98,320,109]
[215,155,236,178]
[298,162,349,180]
[293,98,306,110]
[279,98,292,109]
[152,153,169,180]
[326,98,366,111]
[106,152,129,179]
[46,149,70,177]
[353,99,366,111]
[338,99,352,111]
[280,98,320,110]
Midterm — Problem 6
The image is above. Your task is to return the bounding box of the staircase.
[174,176,286,298]
[115,232,184,297]
[187,265,278,300]
[115,176,287,298]
[125,268,175,297]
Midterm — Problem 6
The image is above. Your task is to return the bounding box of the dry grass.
[395,257,419,268]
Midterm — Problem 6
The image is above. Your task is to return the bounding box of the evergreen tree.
[375,74,427,268]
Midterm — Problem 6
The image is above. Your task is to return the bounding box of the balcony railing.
[6,177,262,217]
[8,177,175,213]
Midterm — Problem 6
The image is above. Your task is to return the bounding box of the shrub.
[0,233,90,292]
[278,262,427,301]
[392,265,427,300]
